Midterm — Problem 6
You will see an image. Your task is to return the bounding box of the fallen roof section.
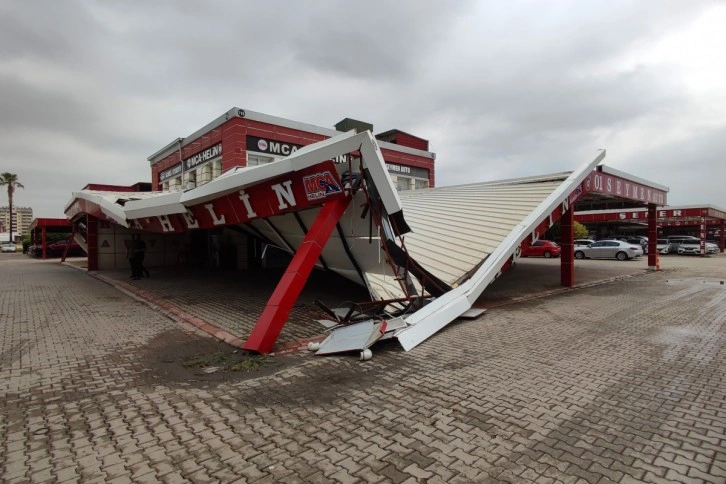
[395,151,605,351]
[66,131,608,353]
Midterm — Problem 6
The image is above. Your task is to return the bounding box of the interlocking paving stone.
[1,253,726,482]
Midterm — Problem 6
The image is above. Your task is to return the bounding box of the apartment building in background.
[0,206,33,240]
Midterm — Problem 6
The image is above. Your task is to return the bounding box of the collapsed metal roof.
[65,131,605,354]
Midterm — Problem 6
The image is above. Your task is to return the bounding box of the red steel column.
[244,198,351,354]
[560,206,574,287]
[720,220,725,253]
[41,226,47,259]
[647,204,658,269]
[87,215,99,271]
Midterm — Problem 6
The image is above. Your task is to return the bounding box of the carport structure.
[27,218,72,259]
[575,204,725,254]
[565,166,669,279]
[65,133,669,353]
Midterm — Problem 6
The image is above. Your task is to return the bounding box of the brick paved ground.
[96,266,369,349]
[1,252,725,482]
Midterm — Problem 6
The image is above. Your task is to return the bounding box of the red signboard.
[132,161,348,233]
[576,208,726,225]
[581,171,667,206]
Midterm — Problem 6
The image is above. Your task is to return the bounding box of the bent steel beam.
[244,197,352,354]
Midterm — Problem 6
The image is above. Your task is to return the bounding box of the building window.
[396,177,410,191]
[415,179,429,190]
[198,164,212,185]
[212,160,222,178]
[184,170,197,190]
[248,154,275,166]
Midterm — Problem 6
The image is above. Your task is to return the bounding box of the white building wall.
[96,222,188,270]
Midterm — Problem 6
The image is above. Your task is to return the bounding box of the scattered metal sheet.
[316,320,387,355]
[459,308,487,319]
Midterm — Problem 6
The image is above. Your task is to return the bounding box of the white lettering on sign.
[158,215,174,232]
[616,180,622,195]
[204,204,226,225]
[272,180,297,210]
[386,163,412,174]
[562,197,569,214]
[606,178,612,192]
[619,213,626,220]
[239,190,257,218]
[673,210,682,217]
[183,210,199,229]
[267,141,297,156]
[185,143,222,170]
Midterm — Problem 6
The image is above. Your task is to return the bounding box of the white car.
[1,243,17,253]
[574,240,643,261]
[677,242,719,255]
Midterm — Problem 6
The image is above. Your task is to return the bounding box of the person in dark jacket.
[129,235,149,280]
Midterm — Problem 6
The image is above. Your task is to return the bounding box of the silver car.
[574,240,642,261]
[677,242,719,255]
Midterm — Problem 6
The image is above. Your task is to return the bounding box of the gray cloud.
[0,0,724,218]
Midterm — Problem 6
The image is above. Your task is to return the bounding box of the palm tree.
[0,173,24,244]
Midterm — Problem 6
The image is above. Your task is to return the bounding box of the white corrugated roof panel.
[399,176,568,284]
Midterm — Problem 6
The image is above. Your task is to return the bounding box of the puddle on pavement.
[650,326,703,345]
[666,278,726,287]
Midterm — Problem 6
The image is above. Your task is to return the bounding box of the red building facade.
[148,108,435,193]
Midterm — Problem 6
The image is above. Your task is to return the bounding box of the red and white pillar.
[244,198,351,354]
[647,204,658,269]
[560,206,574,287]
[41,226,47,259]
[87,215,99,271]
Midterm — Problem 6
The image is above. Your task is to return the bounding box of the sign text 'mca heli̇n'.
[132,161,347,233]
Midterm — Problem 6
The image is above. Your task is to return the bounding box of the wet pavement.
[1,252,725,482]
[66,254,653,352]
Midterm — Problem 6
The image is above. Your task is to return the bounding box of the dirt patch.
[137,329,301,386]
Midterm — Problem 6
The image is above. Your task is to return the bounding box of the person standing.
[137,236,150,278]
[125,238,135,278]
[129,235,148,280]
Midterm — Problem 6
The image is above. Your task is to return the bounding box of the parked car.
[677,242,719,255]
[623,237,648,254]
[1,243,17,253]
[574,240,642,261]
[47,239,86,257]
[662,236,698,254]
[522,240,561,258]
[574,239,595,247]
[656,239,670,254]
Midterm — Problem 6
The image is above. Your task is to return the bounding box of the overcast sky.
[1,0,724,218]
